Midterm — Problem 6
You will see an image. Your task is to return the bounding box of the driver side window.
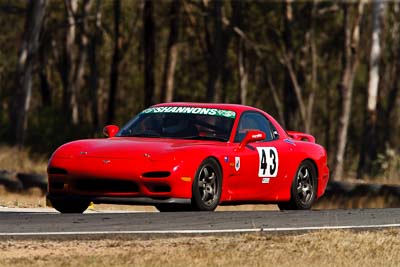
[234,112,276,142]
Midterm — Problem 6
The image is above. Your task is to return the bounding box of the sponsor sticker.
[141,106,236,118]
[262,178,270,184]
[252,133,263,139]
[235,156,240,171]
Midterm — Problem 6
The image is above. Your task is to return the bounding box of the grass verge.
[0,229,399,267]
[0,145,47,175]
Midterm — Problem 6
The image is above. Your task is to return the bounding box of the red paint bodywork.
[47,103,329,206]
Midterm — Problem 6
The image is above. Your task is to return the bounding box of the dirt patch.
[0,229,399,267]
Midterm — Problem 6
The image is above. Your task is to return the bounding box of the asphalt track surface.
[0,208,399,236]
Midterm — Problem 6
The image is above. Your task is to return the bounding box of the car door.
[229,111,290,201]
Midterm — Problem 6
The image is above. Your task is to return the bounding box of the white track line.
[261,224,400,232]
[1,224,399,236]
[0,229,260,236]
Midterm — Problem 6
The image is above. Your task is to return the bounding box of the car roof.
[150,102,288,140]
[152,102,263,114]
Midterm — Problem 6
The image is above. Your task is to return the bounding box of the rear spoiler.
[286,131,315,143]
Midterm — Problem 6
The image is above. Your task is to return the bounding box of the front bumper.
[47,156,193,199]
[47,194,191,206]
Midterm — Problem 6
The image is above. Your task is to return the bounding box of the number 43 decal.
[256,147,278,177]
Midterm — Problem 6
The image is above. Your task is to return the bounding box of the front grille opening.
[142,171,171,178]
[50,182,64,190]
[75,179,139,193]
[48,167,68,175]
[147,184,171,193]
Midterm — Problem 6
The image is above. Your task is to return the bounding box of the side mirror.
[103,125,119,138]
[236,130,266,151]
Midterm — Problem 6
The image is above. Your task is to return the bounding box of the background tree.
[0,0,399,181]
[282,0,297,130]
[331,2,365,181]
[160,0,181,103]
[143,0,155,107]
[107,0,121,124]
[87,0,102,130]
[10,0,47,146]
[357,0,387,179]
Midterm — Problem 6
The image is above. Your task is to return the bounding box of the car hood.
[53,137,225,160]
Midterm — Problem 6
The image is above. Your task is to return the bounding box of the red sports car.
[47,103,329,213]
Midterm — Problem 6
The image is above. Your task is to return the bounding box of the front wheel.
[278,160,317,210]
[50,198,90,214]
[191,158,222,211]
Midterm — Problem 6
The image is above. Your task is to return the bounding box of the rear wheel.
[191,158,222,211]
[50,198,90,214]
[278,160,317,210]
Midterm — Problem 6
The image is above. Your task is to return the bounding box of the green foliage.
[373,146,400,180]
[0,1,398,179]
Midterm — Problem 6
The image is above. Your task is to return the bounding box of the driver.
[162,114,197,137]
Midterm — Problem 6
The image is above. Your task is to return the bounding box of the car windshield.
[117,106,236,142]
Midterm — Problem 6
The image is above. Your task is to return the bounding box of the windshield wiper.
[182,135,228,142]
[127,132,160,138]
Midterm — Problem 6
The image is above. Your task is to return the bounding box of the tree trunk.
[265,69,285,126]
[143,0,155,107]
[74,0,91,123]
[63,0,79,124]
[332,2,364,181]
[383,2,400,150]
[39,38,51,107]
[282,0,298,130]
[205,1,223,102]
[61,0,92,125]
[237,37,248,105]
[306,0,318,134]
[10,0,47,146]
[282,0,317,134]
[204,1,240,103]
[324,70,332,161]
[357,0,386,179]
[236,2,247,105]
[160,0,181,103]
[107,0,121,124]
[88,0,101,130]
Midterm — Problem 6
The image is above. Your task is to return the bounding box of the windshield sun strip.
[141,106,236,119]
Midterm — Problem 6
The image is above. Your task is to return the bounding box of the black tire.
[278,160,317,210]
[50,199,90,214]
[191,158,222,211]
[17,173,47,192]
[0,170,23,192]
